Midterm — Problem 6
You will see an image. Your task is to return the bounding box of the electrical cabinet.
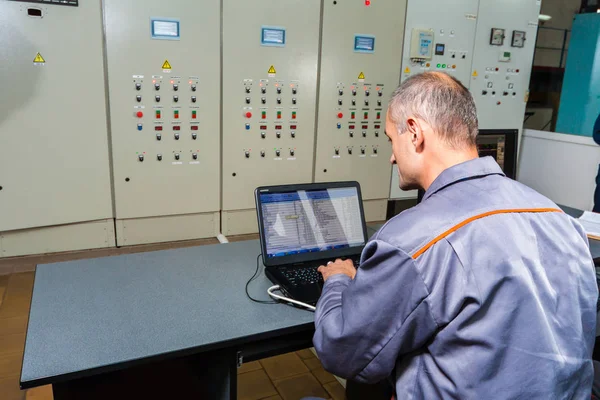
[314,0,407,222]
[221,0,321,235]
[470,0,541,130]
[0,0,114,256]
[104,0,221,245]
[400,0,479,86]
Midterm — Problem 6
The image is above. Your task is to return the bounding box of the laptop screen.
[259,187,366,259]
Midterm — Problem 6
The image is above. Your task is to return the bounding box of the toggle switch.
[365,100,369,106]
[290,149,295,156]
[361,148,365,155]
[349,131,354,138]
[375,131,379,137]
[339,89,344,96]
[378,90,383,97]
[260,150,265,157]
[261,87,266,94]
[246,87,251,94]
[292,98,297,105]
[352,99,356,106]
[362,131,367,138]
[348,148,353,155]
[291,131,296,138]
[338,99,343,106]
[261,97,266,104]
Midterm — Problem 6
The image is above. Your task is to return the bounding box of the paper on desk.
[578,211,600,240]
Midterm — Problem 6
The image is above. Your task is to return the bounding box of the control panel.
[401,0,479,86]
[0,0,112,232]
[222,0,321,232]
[104,1,221,223]
[314,0,406,221]
[470,0,541,130]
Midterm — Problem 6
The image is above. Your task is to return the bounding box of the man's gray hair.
[389,72,479,147]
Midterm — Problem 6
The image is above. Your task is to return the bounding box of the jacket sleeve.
[312,240,439,384]
[593,113,600,145]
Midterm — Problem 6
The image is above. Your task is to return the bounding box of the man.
[313,72,598,398]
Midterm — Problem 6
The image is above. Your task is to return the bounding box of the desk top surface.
[21,210,599,387]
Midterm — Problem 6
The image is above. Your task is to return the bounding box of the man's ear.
[407,117,425,151]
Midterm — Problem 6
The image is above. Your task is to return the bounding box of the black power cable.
[245,253,278,304]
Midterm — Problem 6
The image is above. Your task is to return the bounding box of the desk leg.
[52,349,237,400]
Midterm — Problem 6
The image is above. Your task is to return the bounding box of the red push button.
[136,111,144,118]
[245,112,252,118]
[337,113,343,119]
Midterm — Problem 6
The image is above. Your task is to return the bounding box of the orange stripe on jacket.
[411,208,563,260]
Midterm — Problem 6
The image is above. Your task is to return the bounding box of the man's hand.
[318,259,356,282]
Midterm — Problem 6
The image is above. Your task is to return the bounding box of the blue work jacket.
[314,156,597,399]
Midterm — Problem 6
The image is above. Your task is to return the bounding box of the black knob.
[135,83,142,91]
[136,95,142,102]
[276,150,281,157]
[174,133,180,140]
[352,100,356,106]
[191,84,197,92]
[365,100,369,106]
[362,131,367,137]
[246,87,251,94]
[335,149,339,155]
[291,131,296,138]
[261,87,266,94]
[246,97,251,104]
[482,90,488,95]
[192,132,197,140]
[373,148,378,154]
[260,150,265,157]
[192,96,197,103]
[192,153,198,160]
[378,91,383,97]
[277,98,282,104]
[138,154,144,162]
[290,149,295,156]
[348,148,352,154]
[174,96,179,102]
[157,154,163,161]
[375,131,379,137]
[361,148,365,154]
[352,90,357,96]
[349,131,354,138]
[155,95,161,102]
[261,132,266,139]
[292,98,297,105]
[155,83,160,91]
[377,100,382,106]
[277,87,282,94]
[156,133,162,141]
[339,89,344,96]
[175,153,180,160]
[365,90,370,96]
[245,151,250,158]
[276,132,281,138]
[338,99,343,106]
[173,84,179,91]
[292,88,297,95]
[261,97,266,104]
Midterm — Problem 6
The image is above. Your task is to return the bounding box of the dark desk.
[20,213,598,398]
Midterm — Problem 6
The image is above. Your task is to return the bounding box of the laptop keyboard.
[280,265,323,286]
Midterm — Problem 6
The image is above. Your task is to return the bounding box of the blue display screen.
[354,35,375,53]
[261,27,286,47]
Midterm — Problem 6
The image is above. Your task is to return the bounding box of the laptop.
[255,181,369,305]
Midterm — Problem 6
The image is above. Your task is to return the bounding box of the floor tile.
[312,366,336,385]
[274,373,329,400]
[25,385,53,400]
[324,381,346,400]
[238,360,263,374]
[302,357,322,371]
[260,353,309,381]
[0,317,28,336]
[0,376,25,400]
[0,351,23,379]
[0,333,26,355]
[296,349,315,360]
[0,273,34,320]
[237,369,278,400]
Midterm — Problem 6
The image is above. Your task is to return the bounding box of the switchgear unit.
[401,0,479,87]
[0,0,115,257]
[314,0,407,222]
[221,0,321,235]
[104,0,221,245]
[469,0,541,130]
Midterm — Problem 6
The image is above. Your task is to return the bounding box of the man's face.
[386,110,420,191]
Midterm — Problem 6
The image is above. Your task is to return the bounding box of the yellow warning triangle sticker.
[33,53,45,63]
[358,72,365,80]
[472,70,478,77]
[162,60,172,70]
[268,65,276,74]
[404,67,410,74]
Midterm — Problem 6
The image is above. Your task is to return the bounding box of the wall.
[533,0,580,68]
